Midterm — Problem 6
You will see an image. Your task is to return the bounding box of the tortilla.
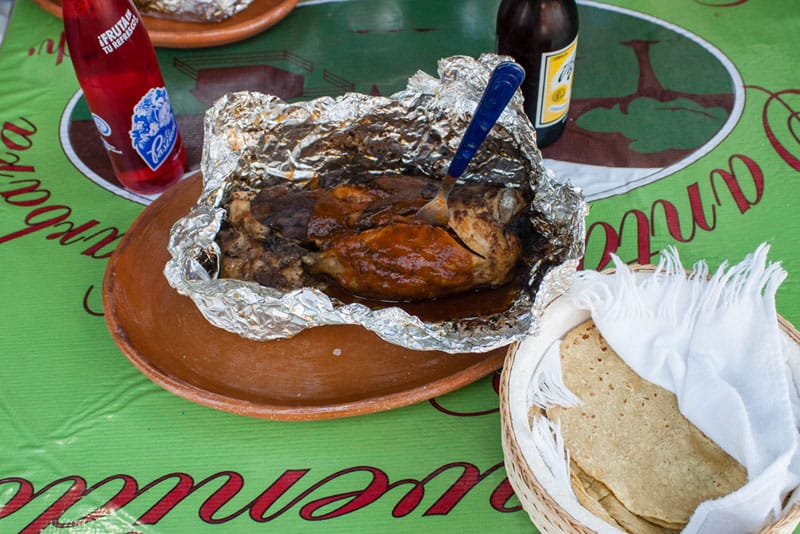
[570,460,680,534]
[546,319,747,529]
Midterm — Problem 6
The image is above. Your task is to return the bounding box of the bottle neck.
[63,0,139,23]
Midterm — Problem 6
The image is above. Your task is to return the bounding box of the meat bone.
[414,61,525,226]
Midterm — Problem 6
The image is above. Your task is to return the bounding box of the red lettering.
[249,469,309,521]
[2,118,37,151]
[140,471,252,525]
[0,115,124,317]
[0,476,87,533]
[618,209,654,266]
[0,477,35,518]
[33,38,56,55]
[300,467,387,520]
[428,371,500,416]
[651,199,694,243]
[95,474,139,512]
[52,474,139,527]
[695,0,747,6]
[15,473,248,529]
[421,462,504,516]
[27,34,68,65]
[709,155,763,213]
[762,88,800,172]
[47,221,124,259]
[584,154,765,271]
[83,285,104,316]
[137,473,200,524]
[392,481,424,518]
[429,396,499,416]
[197,472,247,523]
[489,478,522,512]
[0,177,122,257]
[0,464,517,530]
[583,221,619,271]
[0,205,71,244]
[77,227,124,259]
[0,152,35,174]
[47,220,103,243]
[687,182,717,232]
[57,32,68,65]
[1,179,49,206]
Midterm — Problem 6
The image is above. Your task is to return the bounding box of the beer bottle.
[63,0,186,195]
[496,0,578,147]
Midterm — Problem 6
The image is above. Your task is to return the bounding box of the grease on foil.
[134,0,253,22]
[164,54,587,353]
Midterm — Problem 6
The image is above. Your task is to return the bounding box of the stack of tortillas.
[545,319,748,533]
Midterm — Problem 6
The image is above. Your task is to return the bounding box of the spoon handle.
[446,61,525,180]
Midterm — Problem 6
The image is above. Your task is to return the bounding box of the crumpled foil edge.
[135,0,254,22]
[164,54,588,353]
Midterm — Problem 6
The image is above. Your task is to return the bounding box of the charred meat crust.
[216,174,531,302]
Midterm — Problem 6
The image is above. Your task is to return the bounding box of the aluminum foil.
[164,54,588,353]
[134,0,253,22]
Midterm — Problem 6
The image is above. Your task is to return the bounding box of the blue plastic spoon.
[415,61,525,226]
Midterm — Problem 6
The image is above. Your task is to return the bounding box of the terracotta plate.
[103,173,509,421]
[31,0,299,48]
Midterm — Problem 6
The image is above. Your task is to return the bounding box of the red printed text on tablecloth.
[582,84,800,271]
[1,461,519,533]
[0,116,123,316]
[27,31,69,66]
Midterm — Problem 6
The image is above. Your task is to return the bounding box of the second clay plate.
[102,174,509,421]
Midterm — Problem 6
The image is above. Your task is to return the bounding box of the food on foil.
[545,320,747,531]
[217,174,529,302]
[164,54,587,353]
[134,0,253,22]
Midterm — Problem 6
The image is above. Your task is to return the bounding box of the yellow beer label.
[535,36,578,129]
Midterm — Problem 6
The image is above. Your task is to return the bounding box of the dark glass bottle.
[496,0,578,147]
[63,0,186,195]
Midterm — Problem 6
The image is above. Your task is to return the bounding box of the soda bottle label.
[535,36,578,129]
[129,87,179,171]
[92,113,111,136]
[91,112,122,154]
[97,9,139,54]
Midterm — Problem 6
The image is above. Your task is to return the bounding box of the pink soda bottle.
[63,0,186,195]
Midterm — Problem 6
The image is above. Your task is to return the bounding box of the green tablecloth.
[1,0,798,531]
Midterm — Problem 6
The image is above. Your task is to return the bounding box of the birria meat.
[216,174,529,302]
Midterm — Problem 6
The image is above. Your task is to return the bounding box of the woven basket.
[499,266,800,534]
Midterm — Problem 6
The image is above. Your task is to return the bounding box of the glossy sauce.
[323,277,522,323]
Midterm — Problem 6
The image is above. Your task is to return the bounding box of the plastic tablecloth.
[1,0,799,532]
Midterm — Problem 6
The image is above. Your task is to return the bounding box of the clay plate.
[103,173,509,421]
[31,0,299,48]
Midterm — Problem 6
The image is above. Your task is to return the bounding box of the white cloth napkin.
[566,244,800,533]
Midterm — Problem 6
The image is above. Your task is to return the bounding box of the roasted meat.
[217,175,528,301]
[217,191,310,292]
